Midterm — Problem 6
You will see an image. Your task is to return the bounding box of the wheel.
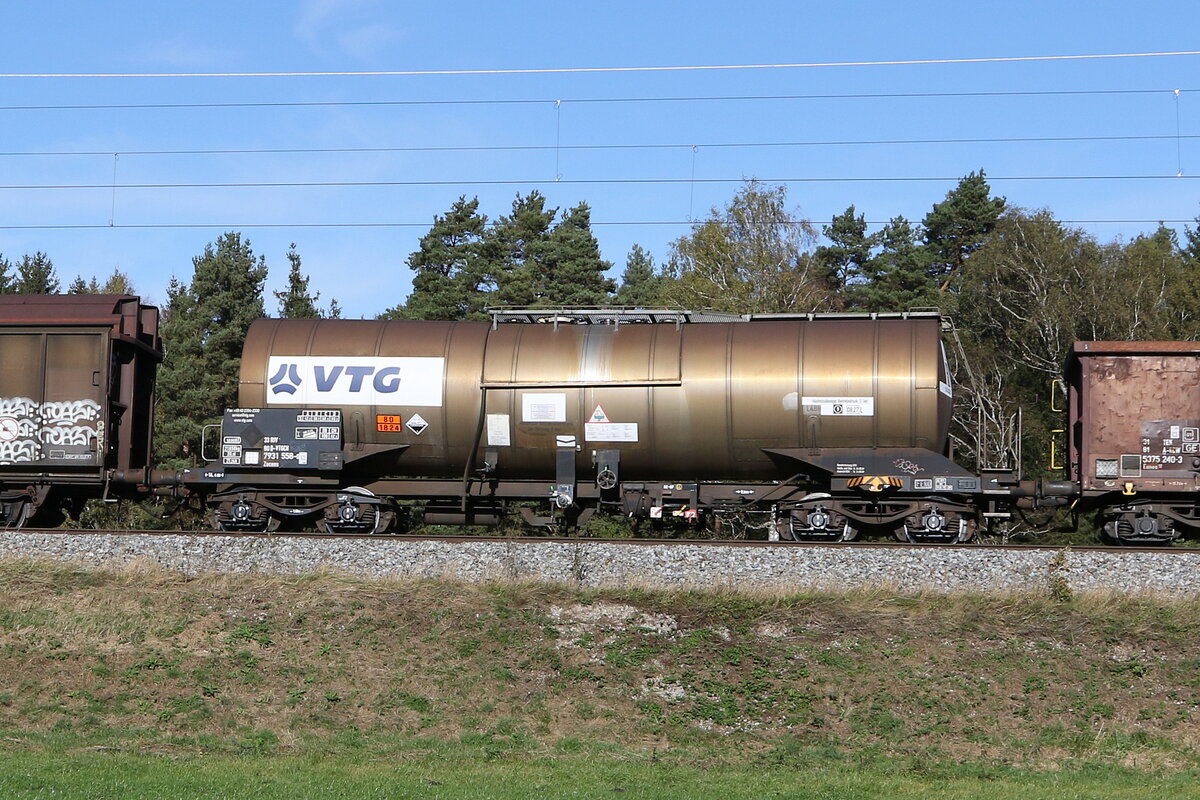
[316,488,392,535]
[210,497,282,533]
[1,500,31,530]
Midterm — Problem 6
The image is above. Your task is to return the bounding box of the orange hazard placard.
[377,414,402,432]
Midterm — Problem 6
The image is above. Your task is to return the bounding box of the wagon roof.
[1070,341,1200,358]
[0,294,143,325]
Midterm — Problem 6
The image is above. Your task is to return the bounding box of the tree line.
[6,172,1200,540]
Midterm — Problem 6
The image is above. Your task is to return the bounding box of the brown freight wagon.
[1065,341,1200,544]
[0,294,160,527]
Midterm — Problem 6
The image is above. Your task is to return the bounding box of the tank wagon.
[180,309,984,541]
[1062,341,1200,545]
[0,294,160,527]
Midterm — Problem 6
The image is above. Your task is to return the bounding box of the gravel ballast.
[2,531,1199,597]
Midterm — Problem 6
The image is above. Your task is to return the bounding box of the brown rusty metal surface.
[1,295,161,477]
[1067,345,1200,494]
[0,294,157,342]
[239,315,950,483]
[1072,341,1200,356]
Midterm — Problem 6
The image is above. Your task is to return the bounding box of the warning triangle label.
[589,404,611,423]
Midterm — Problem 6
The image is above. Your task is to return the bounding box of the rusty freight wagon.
[0,295,160,527]
[1064,341,1200,544]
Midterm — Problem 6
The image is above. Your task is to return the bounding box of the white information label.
[801,396,875,417]
[221,444,242,465]
[522,392,567,422]
[266,356,444,407]
[486,414,511,446]
[585,422,639,442]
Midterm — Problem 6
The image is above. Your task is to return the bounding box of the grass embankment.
[0,559,1199,797]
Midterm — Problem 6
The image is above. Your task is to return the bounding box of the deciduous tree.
[664,181,826,313]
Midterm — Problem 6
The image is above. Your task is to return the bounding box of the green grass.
[2,559,1200,794]
[0,744,1198,800]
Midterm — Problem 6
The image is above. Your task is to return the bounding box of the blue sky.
[1,0,1198,317]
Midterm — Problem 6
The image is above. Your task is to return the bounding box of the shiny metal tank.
[239,314,951,481]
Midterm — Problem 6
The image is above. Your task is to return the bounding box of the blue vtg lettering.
[267,356,445,407]
[313,365,403,394]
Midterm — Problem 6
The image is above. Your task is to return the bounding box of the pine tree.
[857,216,938,312]
[0,255,11,293]
[1184,214,1200,264]
[535,203,615,306]
[923,170,1006,293]
[274,244,321,318]
[153,233,268,467]
[66,269,135,295]
[487,192,556,307]
[614,245,664,307]
[382,197,489,320]
[814,205,875,307]
[13,252,60,294]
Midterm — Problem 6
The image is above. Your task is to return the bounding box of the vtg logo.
[269,363,301,395]
[269,363,404,396]
[265,356,446,407]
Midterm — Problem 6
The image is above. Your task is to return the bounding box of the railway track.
[5,527,1199,556]
[4,527,1200,598]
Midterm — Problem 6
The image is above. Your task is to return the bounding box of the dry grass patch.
[0,559,1198,773]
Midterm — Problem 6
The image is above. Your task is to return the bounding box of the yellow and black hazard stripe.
[846,476,905,492]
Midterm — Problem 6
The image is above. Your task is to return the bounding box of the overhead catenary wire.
[0,86,1195,113]
[2,49,1198,78]
[2,174,1197,191]
[3,133,1199,158]
[0,52,1194,262]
